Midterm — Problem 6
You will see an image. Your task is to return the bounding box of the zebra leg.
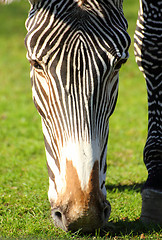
[134,0,162,224]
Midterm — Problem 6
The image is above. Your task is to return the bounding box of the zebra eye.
[31,60,43,70]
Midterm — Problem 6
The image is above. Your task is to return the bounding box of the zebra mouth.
[51,199,111,233]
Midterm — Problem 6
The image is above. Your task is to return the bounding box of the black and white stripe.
[25,0,130,195]
[134,0,162,190]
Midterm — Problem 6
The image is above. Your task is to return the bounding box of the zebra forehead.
[25,0,129,62]
[27,0,123,8]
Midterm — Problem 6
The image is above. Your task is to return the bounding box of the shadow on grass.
[69,219,162,239]
[100,219,162,238]
[106,182,145,193]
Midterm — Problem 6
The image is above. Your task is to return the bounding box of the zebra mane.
[77,0,123,8]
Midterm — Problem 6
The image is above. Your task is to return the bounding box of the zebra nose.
[67,201,111,232]
[51,200,111,232]
[52,208,68,232]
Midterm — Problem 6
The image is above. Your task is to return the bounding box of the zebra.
[24,0,131,232]
[1,0,161,232]
[134,0,162,224]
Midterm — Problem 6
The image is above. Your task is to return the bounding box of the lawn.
[0,1,162,239]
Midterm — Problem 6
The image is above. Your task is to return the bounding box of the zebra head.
[25,0,130,232]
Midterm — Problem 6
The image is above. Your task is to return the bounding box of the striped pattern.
[25,0,130,200]
[134,0,162,189]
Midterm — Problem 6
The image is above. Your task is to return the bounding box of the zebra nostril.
[55,211,62,220]
[52,208,68,232]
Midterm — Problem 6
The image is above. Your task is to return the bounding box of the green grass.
[0,1,162,239]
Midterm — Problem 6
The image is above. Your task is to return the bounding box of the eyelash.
[30,60,43,70]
